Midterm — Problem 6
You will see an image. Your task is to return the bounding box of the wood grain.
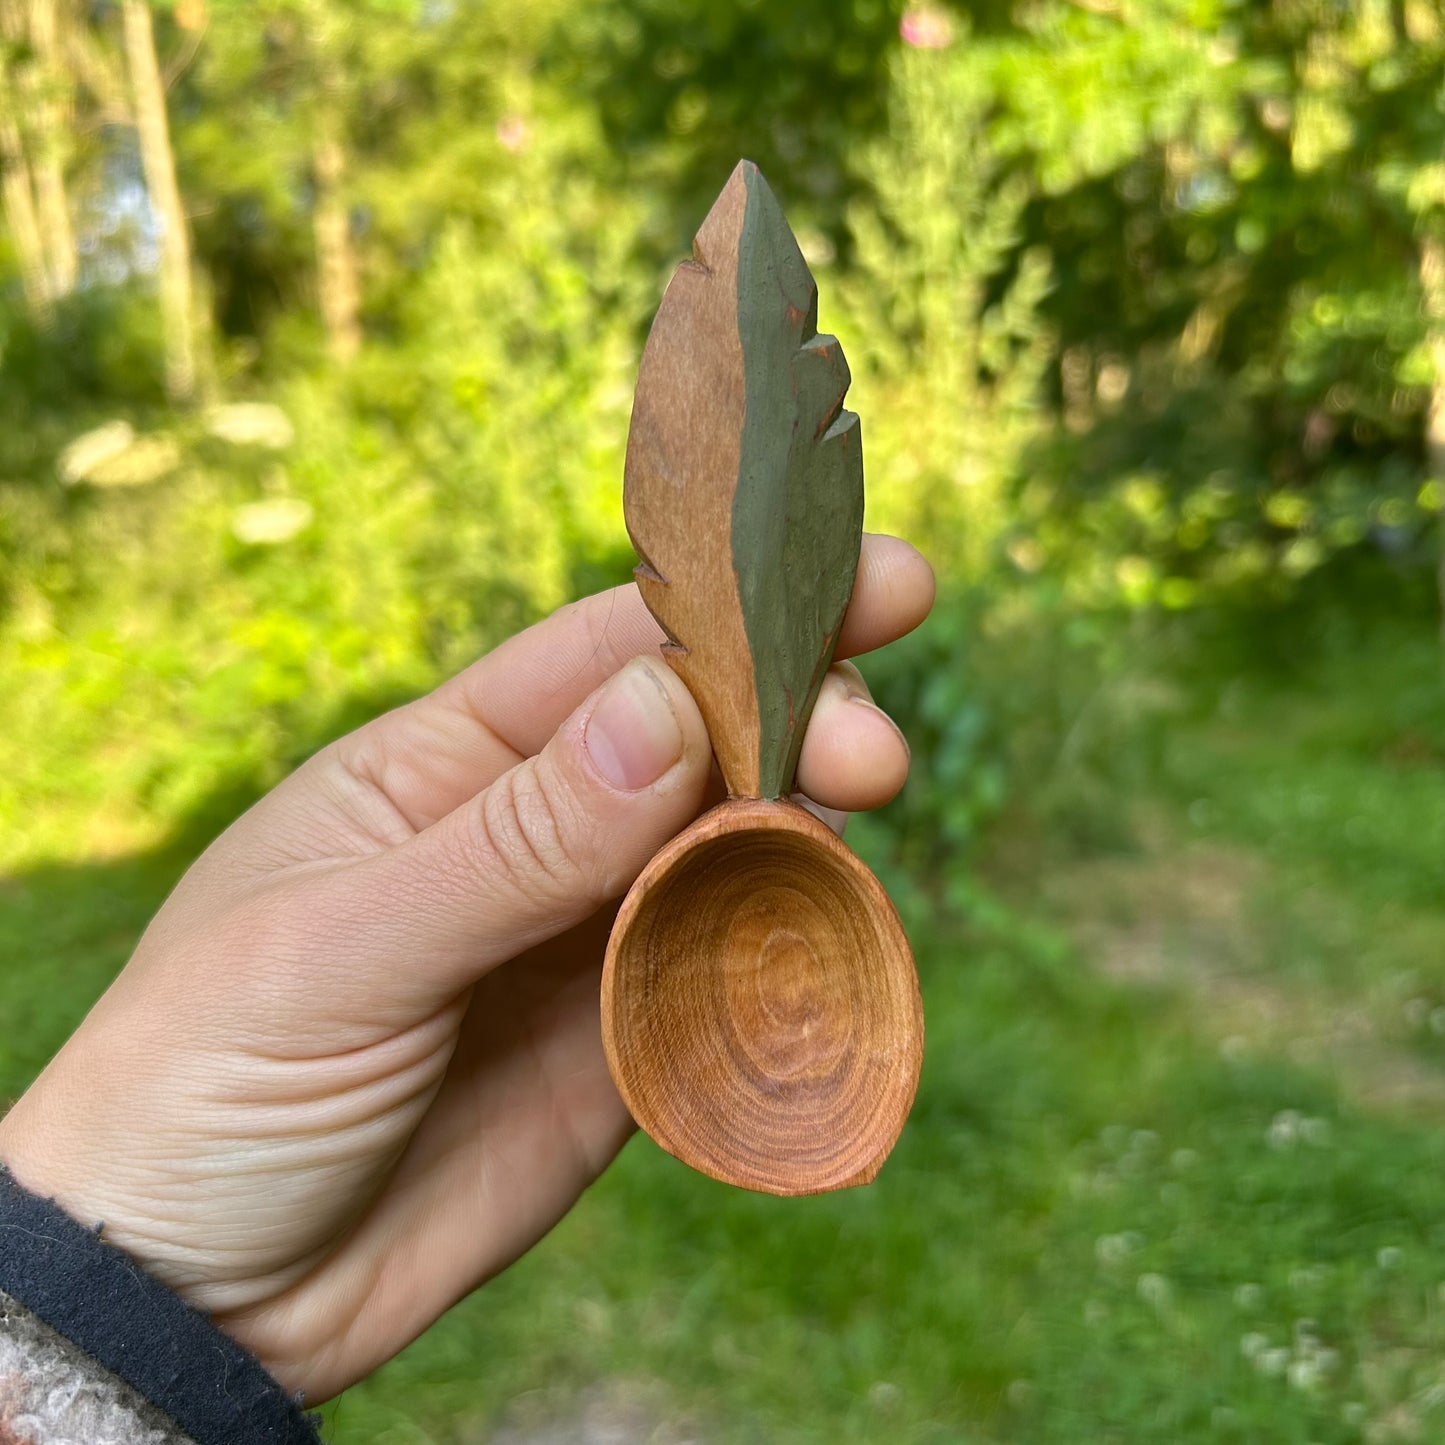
[604,160,921,1197]
[624,163,760,796]
[624,158,862,801]
[602,799,923,1195]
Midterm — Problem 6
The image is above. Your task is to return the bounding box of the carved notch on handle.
[623,159,864,801]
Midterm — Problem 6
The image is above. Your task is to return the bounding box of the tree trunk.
[312,100,361,362]
[0,111,51,322]
[0,1,51,320]
[121,0,196,401]
[1420,235,1445,642]
[27,0,77,297]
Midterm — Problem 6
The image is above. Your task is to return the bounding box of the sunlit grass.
[4,610,1444,1443]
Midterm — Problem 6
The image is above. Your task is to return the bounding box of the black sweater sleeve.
[0,1165,322,1444]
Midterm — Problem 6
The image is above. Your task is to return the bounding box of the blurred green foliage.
[3,0,1443,866]
[4,0,1445,1439]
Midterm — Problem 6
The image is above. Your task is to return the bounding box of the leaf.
[624,159,863,800]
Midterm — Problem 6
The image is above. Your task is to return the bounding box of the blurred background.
[3,0,1445,1439]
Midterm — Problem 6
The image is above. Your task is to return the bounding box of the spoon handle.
[623,160,863,802]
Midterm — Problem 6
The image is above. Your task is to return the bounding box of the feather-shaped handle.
[624,160,863,800]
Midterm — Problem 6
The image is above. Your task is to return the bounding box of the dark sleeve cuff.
[0,1164,322,1444]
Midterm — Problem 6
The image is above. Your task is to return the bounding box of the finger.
[332,655,713,1013]
[794,661,911,813]
[842,533,935,661]
[453,532,934,759]
[793,794,849,837]
[323,534,934,832]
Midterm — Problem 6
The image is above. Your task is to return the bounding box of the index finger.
[437,532,934,758]
[320,533,933,834]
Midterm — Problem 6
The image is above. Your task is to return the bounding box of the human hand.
[0,535,933,1403]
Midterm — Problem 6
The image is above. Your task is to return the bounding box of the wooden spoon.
[600,160,924,1196]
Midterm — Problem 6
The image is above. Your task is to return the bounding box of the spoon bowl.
[602,798,923,1195]
[606,159,923,1192]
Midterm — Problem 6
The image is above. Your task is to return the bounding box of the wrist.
[0,1165,322,1439]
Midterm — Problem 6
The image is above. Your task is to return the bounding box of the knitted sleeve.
[1,1288,200,1443]
[0,1166,322,1445]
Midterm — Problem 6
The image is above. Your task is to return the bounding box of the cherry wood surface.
[603,799,923,1195]
[623,158,862,802]
[602,160,923,1196]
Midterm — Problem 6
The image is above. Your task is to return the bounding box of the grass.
[3,606,1444,1443]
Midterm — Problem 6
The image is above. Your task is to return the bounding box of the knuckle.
[472,766,589,905]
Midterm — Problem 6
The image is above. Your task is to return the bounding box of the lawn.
[3,610,1444,1444]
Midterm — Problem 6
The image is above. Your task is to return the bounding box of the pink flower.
[496,116,529,154]
[900,8,954,49]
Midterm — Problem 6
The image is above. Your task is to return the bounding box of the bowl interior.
[602,800,922,1195]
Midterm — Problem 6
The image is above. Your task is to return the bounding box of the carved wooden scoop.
[600,161,924,1196]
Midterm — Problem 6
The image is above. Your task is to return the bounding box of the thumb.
[350,655,713,1010]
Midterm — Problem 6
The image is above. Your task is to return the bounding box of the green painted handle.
[623,159,864,801]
